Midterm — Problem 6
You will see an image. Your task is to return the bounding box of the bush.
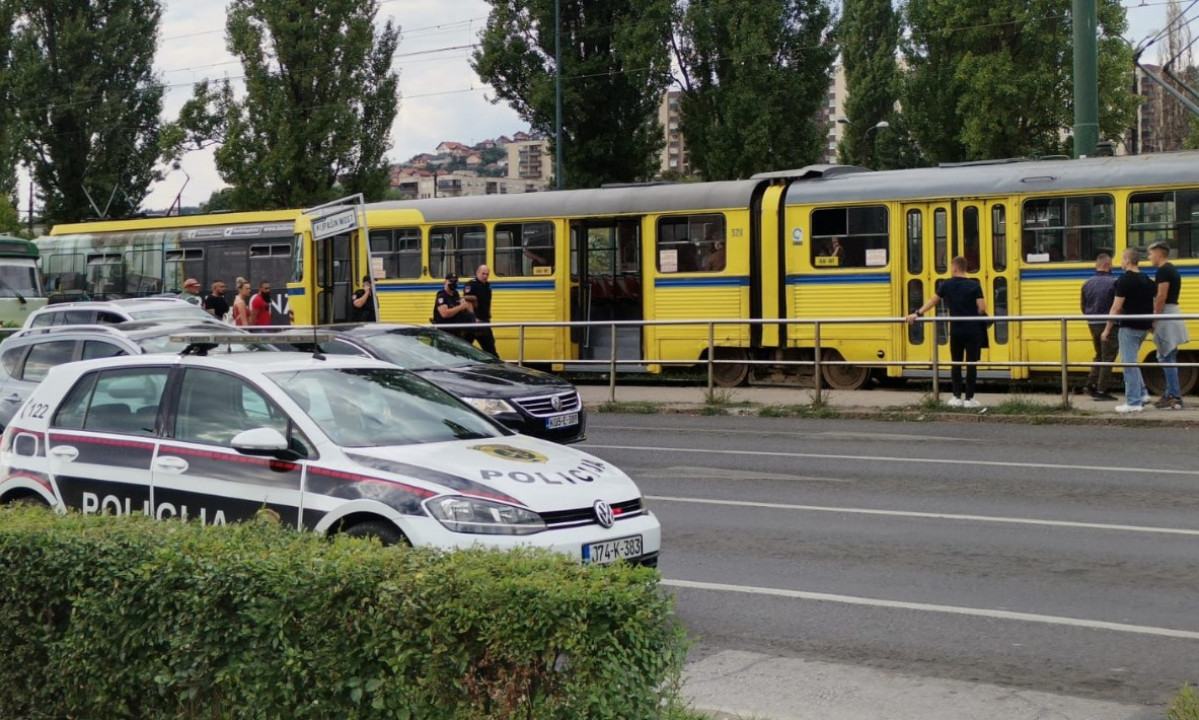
[0,506,686,720]
[1168,685,1199,720]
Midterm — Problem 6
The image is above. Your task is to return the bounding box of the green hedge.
[0,506,687,720]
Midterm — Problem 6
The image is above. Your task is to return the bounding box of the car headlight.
[426,496,547,535]
[462,397,518,416]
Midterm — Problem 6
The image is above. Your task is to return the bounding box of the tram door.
[315,233,353,325]
[900,201,1013,378]
[569,219,642,364]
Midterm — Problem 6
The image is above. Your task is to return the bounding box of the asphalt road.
[579,415,1199,716]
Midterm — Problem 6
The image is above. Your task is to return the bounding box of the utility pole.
[554,0,564,189]
[1072,0,1099,158]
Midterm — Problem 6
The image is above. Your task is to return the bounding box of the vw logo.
[593,499,614,528]
[551,394,563,411]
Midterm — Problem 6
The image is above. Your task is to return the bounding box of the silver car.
[22,297,212,328]
[0,320,253,428]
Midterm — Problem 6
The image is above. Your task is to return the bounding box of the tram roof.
[782,151,1199,205]
[366,178,769,221]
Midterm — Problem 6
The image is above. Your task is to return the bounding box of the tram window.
[907,279,924,345]
[1129,190,1199,258]
[934,209,948,273]
[249,244,290,258]
[992,277,1009,344]
[429,224,486,278]
[962,207,981,273]
[369,228,421,279]
[906,210,922,274]
[495,221,555,276]
[810,206,888,269]
[657,214,726,273]
[992,206,1007,271]
[1021,195,1113,263]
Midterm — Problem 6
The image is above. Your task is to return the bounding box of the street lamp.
[837,118,890,167]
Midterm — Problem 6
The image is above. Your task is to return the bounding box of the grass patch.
[759,404,839,419]
[704,386,735,406]
[597,401,660,414]
[988,395,1075,415]
[1168,685,1199,720]
[700,404,729,416]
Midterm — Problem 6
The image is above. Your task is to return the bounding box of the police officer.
[432,272,476,341]
[463,264,499,357]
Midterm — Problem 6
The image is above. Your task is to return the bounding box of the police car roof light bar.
[171,331,339,357]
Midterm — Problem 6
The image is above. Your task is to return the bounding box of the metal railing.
[432,312,1199,408]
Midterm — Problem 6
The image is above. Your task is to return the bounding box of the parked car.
[271,324,586,443]
[0,320,256,428]
[0,338,657,566]
[24,297,212,328]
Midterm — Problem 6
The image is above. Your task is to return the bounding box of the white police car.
[0,333,658,566]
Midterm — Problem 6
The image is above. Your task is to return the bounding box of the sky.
[16,0,1185,214]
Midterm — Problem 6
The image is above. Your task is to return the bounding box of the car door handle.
[154,456,189,473]
[49,446,79,461]
[4,394,22,403]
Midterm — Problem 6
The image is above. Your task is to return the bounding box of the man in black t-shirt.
[351,275,376,322]
[1148,241,1188,409]
[432,272,477,341]
[1102,248,1157,412]
[907,256,988,408]
[463,264,498,357]
[203,280,230,322]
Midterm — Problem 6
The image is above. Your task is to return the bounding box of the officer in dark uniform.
[432,272,476,341]
[463,264,499,357]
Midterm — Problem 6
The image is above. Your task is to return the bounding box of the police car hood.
[343,435,637,511]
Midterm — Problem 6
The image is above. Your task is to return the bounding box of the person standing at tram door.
[1080,253,1119,401]
[432,272,477,341]
[463,264,499,357]
[351,275,376,322]
[906,256,989,409]
[1102,248,1157,413]
[1148,240,1188,410]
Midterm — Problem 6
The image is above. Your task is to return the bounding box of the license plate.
[545,412,579,430]
[583,534,643,565]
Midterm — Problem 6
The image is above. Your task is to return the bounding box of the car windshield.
[359,328,498,370]
[267,367,505,447]
[128,305,212,322]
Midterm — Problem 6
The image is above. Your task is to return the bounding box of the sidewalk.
[577,383,1199,424]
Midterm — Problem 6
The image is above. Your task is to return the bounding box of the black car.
[273,324,585,443]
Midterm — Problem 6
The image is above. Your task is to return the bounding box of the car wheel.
[341,520,409,547]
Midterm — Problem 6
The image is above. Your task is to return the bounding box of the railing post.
[813,320,823,406]
[707,322,715,395]
[1060,318,1070,408]
[608,321,617,404]
[930,317,940,401]
[518,324,526,367]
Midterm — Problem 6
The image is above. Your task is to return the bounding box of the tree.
[674,0,837,181]
[902,0,1138,163]
[7,0,164,223]
[0,0,18,199]
[837,0,901,169]
[472,0,673,188]
[168,0,400,210]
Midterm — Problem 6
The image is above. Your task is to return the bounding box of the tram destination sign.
[311,208,359,240]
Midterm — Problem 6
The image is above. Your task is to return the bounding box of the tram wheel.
[1142,351,1199,397]
[821,351,871,391]
[709,348,750,388]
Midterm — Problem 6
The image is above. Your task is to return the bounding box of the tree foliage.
[674,0,837,181]
[472,0,673,188]
[837,0,901,168]
[0,0,18,199]
[6,0,164,223]
[168,0,400,210]
[902,0,1138,163]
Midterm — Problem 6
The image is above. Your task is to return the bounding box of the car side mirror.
[231,427,296,460]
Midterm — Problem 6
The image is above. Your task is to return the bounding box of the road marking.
[661,578,1199,641]
[592,425,974,443]
[635,467,852,483]
[647,495,1199,537]
[586,443,1199,477]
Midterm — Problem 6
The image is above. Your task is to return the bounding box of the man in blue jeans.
[1148,240,1189,410]
[1102,248,1157,413]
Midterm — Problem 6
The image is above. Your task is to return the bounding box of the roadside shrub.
[0,506,685,720]
[1168,685,1199,720]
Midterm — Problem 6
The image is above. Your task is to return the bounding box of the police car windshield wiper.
[442,418,489,440]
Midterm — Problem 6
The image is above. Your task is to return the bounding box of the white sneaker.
[1114,404,1143,413]
[963,399,981,409]
[947,397,964,407]
[1141,394,1151,405]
